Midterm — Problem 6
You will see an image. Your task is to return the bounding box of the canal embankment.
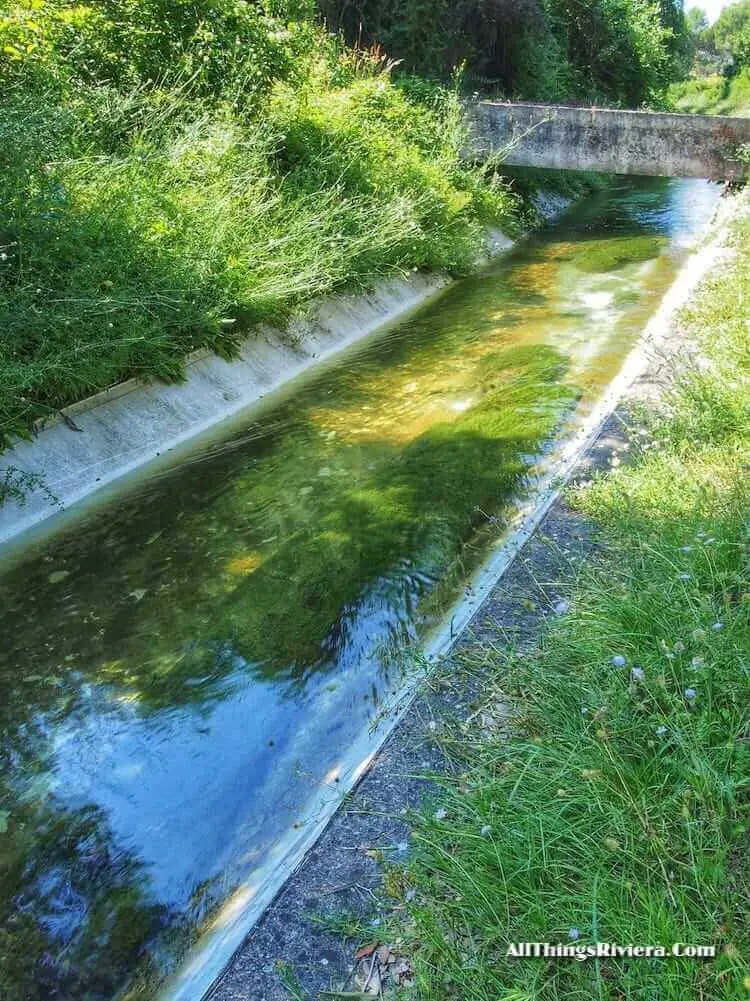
[204,184,750,1001]
[0,193,570,550]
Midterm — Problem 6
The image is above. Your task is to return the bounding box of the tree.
[686,4,709,34]
[712,0,750,66]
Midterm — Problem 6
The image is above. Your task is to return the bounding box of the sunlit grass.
[0,74,517,447]
[667,70,750,117]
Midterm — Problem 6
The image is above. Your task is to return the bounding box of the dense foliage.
[702,0,750,67]
[667,1,750,115]
[0,1,520,444]
[0,0,319,104]
[320,0,691,105]
[667,65,750,114]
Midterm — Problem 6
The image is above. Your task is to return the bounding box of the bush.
[320,0,688,105]
[0,0,317,109]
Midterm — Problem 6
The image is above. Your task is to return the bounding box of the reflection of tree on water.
[0,345,574,1000]
[0,773,168,1001]
[0,341,574,708]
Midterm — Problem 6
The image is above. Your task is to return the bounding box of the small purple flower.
[712,622,724,631]
[684,688,698,701]
[656,725,668,736]
[611,655,627,668]
[568,927,581,941]
[631,667,645,682]
[480,825,492,837]
[678,573,691,582]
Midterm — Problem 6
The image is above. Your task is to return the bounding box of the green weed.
[667,69,750,116]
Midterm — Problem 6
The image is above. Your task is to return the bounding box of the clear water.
[0,177,721,1000]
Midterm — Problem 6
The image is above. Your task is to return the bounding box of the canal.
[0,176,721,1001]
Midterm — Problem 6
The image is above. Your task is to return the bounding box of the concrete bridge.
[467,102,750,180]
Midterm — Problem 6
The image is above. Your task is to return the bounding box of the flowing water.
[0,177,721,1000]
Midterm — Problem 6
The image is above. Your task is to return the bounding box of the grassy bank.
[0,5,520,448]
[0,79,515,447]
[395,195,750,998]
[667,68,750,116]
[0,0,691,452]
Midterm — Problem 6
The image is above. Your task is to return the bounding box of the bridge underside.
[467,102,750,181]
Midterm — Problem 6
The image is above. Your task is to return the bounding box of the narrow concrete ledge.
[0,272,449,547]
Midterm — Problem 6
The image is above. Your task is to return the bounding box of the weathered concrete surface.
[0,273,449,550]
[467,101,750,179]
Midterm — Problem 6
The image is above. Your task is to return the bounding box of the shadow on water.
[0,177,722,1000]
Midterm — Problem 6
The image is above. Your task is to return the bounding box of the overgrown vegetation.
[698,0,750,69]
[0,0,690,447]
[395,197,750,997]
[321,0,692,105]
[668,1,750,114]
[0,4,516,445]
[667,66,750,114]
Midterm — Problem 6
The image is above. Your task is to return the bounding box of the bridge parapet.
[467,102,750,180]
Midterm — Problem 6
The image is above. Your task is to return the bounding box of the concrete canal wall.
[467,102,750,180]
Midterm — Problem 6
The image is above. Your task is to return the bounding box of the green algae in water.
[0,177,722,1001]
[573,234,668,272]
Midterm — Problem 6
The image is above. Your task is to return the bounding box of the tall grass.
[395,198,750,998]
[0,54,516,446]
[666,69,750,116]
